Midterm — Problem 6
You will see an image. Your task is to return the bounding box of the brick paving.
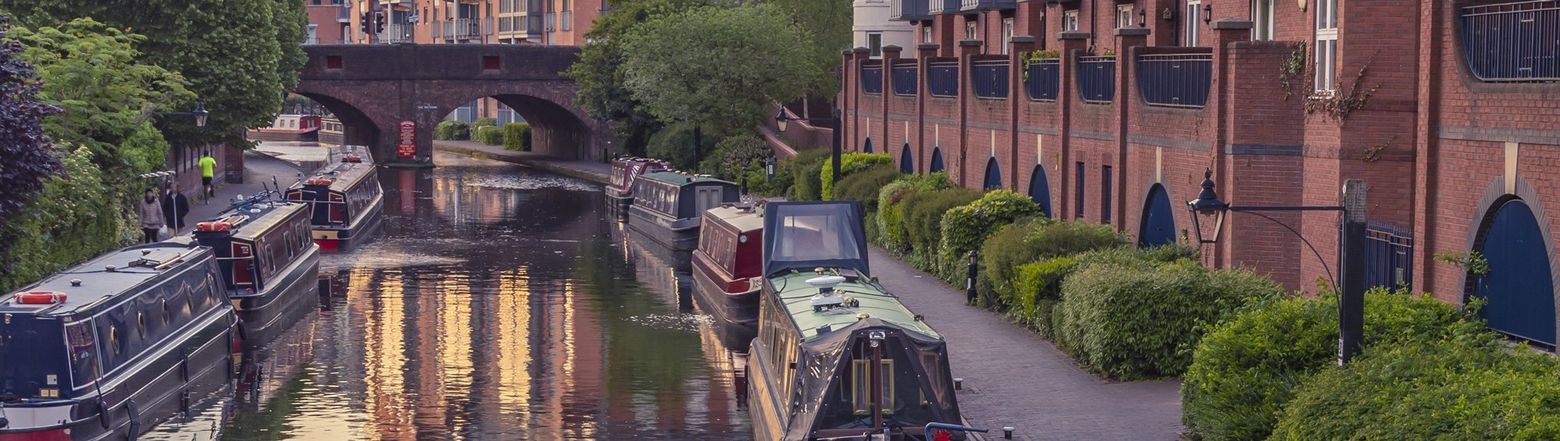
[178,152,308,235]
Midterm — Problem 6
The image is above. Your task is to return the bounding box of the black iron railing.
[862,64,884,94]
[1363,222,1413,290]
[1461,0,1559,82]
[1078,56,1116,104]
[892,63,918,96]
[1025,59,1060,101]
[928,61,960,97]
[971,60,1010,99]
[1137,53,1212,108]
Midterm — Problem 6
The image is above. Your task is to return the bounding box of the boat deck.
[0,243,201,316]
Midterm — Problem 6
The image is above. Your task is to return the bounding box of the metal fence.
[971,60,1010,99]
[862,64,884,94]
[1025,59,1060,101]
[1363,222,1414,290]
[892,63,918,96]
[1137,53,1213,108]
[1461,0,1559,82]
[1078,56,1116,103]
[927,61,960,97]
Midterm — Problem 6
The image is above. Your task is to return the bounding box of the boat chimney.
[70,279,81,287]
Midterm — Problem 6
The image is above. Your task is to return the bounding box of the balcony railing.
[1137,53,1212,108]
[927,61,960,97]
[891,0,929,21]
[1461,0,1560,82]
[379,23,411,43]
[862,63,884,94]
[892,63,918,96]
[443,18,488,41]
[971,60,1010,99]
[960,0,1017,11]
[337,5,351,22]
[928,0,961,15]
[1078,55,1116,104]
[497,16,529,34]
[1025,59,1060,101]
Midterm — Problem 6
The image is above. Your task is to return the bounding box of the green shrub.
[1,148,132,291]
[700,133,773,180]
[1030,298,1061,339]
[748,149,828,197]
[647,124,716,171]
[981,221,1125,308]
[834,164,899,209]
[1055,262,1282,379]
[470,117,497,130]
[875,173,953,252]
[902,187,980,271]
[1183,289,1480,441]
[785,150,833,201]
[435,120,470,140]
[1011,256,1077,317]
[503,122,531,151]
[820,152,893,200]
[475,125,504,145]
[937,190,1040,283]
[1270,332,1560,440]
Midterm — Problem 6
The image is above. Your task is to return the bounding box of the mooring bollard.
[966,250,979,305]
[954,377,964,391]
[1003,427,1015,439]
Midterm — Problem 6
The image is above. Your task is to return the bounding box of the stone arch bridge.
[296,44,614,166]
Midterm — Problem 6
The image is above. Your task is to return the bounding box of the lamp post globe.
[192,101,209,128]
[1185,168,1228,245]
[774,107,789,133]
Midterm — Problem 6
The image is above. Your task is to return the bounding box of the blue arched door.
[1138,184,1176,248]
[929,148,944,173]
[1027,165,1051,217]
[899,144,914,173]
[1475,199,1556,346]
[982,158,1002,190]
[863,138,873,153]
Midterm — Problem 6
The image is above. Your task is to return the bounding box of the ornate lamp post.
[1187,168,1368,364]
[160,101,209,127]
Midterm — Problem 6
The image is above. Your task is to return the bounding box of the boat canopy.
[761,201,869,277]
[786,317,960,440]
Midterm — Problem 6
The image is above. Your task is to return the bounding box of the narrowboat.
[286,153,384,252]
[748,202,965,441]
[605,156,671,212]
[625,171,740,251]
[185,194,321,347]
[691,203,764,352]
[245,114,321,143]
[0,243,239,440]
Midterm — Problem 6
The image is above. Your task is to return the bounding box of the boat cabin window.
[699,222,737,270]
[851,359,894,415]
[818,336,941,430]
[0,316,72,398]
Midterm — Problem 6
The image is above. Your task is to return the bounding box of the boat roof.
[639,171,734,187]
[768,271,939,341]
[0,243,208,317]
[221,200,308,241]
[704,205,764,233]
[298,160,375,193]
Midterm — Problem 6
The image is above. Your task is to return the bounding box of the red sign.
[397,120,416,159]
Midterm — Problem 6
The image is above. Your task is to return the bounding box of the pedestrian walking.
[139,188,165,243]
[199,151,217,200]
[162,182,191,232]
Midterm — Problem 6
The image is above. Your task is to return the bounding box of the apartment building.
[842,0,1560,348]
[860,0,917,58]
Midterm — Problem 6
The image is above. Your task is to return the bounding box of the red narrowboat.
[691,204,765,352]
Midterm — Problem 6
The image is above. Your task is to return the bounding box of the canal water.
[146,152,750,440]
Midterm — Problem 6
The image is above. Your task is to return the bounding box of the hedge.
[834,165,900,244]
[981,221,1125,309]
[820,152,892,200]
[435,120,470,140]
[748,149,829,197]
[1183,289,1482,441]
[936,190,1040,283]
[875,173,953,254]
[1270,333,1560,440]
[901,187,981,272]
[1012,258,1075,337]
[503,122,531,151]
[470,117,497,130]
[1055,261,1282,379]
[475,125,504,145]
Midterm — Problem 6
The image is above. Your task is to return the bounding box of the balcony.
[1078,55,1116,104]
[971,60,1010,99]
[443,18,489,41]
[1461,0,1560,82]
[862,63,885,94]
[960,0,1016,12]
[337,5,351,22]
[927,60,960,97]
[1025,59,1060,101]
[892,62,918,96]
[928,0,961,15]
[1137,52,1212,108]
[497,15,529,34]
[891,0,929,21]
[379,23,411,43]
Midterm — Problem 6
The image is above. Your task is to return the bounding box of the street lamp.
[774,106,843,183]
[1186,168,1368,365]
[161,101,210,127]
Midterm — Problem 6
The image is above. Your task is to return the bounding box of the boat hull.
[625,204,699,251]
[691,261,758,352]
[232,245,321,348]
[312,196,384,253]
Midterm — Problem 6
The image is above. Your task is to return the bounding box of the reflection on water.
[149,152,751,439]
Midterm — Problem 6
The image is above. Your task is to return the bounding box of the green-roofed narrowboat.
[625,171,740,251]
[748,202,967,441]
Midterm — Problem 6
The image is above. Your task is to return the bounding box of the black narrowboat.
[691,204,764,352]
[0,243,239,440]
[625,171,740,251]
[748,202,966,441]
[285,153,384,252]
[605,156,671,212]
[186,196,320,348]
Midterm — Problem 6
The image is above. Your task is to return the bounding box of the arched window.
[1473,198,1556,347]
[1138,184,1176,248]
[863,138,873,153]
[929,148,944,173]
[899,144,914,173]
[982,157,1002,190]
[1027,165,1051,218]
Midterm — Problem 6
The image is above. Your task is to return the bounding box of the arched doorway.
[929,147,944,173]
[1027,165,1051,217]
[899,143,913,173]
[864,138,873,153]
[1138,184,1176,248]
[1473,198,1556,347]
[982,157,1002,190]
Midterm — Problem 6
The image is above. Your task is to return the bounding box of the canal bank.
[434,140,612,184]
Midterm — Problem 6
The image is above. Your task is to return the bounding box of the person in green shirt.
[199,151,217,198]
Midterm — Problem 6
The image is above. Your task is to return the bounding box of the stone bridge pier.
[296,44,615,166]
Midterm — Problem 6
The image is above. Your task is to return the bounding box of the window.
[1101,165,1113,224]
[1252,0,1275,40]
[851,358,894,415]
[965,20,978,40]
[1186,0,1201,46]
[305,24,319,44]
[1001,18,1014,55]
[868,32,883,58]
[1117,4,1135,29]
[1314,0,1338,94]
[1074,162,1085,218]
[922,26,933,44]
[1063,10,1080,32]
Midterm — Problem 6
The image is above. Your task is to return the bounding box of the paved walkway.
[433,140,612,184]
[177,152,308,235]
[867,247,1184,441]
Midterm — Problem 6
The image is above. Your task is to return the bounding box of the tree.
[620,5,816,139]
[0,16,61,284]
[769,0,852,97]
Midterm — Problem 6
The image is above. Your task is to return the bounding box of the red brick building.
[840,0,1560,348]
